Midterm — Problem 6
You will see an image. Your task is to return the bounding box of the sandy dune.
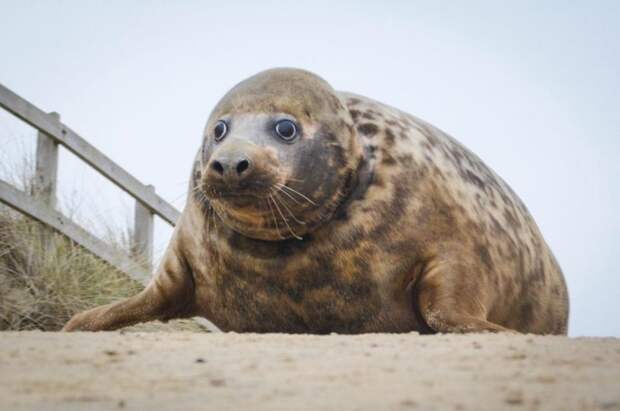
[0,331,619,411]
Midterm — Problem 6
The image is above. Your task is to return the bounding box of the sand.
[0,331,619,411]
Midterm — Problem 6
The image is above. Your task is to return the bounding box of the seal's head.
[197,68,362,241]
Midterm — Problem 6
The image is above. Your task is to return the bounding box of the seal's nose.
[209,156,253,182]
[235,159,251,175]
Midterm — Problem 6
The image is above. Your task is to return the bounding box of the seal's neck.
[332,143,375,218]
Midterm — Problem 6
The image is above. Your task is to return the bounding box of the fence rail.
[0,83,219,332]
[0,179,151,283]
[0,84,180,225]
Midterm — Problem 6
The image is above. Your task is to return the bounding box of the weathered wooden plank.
[33,112,61,252]
[133,185,155,270]
[0,83,181,225]
[33,112,60,208]
[0,178,151,285]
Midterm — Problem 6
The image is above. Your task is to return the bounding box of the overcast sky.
[1,1,618,337]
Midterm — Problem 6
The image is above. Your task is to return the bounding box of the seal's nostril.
[211,160,224,175]
[236,159,250,175]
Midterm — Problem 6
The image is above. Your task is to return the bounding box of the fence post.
[33,112,60,207]
[33,112,60,253]
[133,185,154,271]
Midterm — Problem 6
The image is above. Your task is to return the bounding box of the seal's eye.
[275,119,297,141]
[214,120,228,141]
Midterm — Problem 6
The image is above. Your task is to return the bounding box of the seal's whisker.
[208,202,219,233]
[169,191,188,204]
[272,184,303,205]
[271,194,303,240]
[195,188,213,218]
[204,199,211,229]
[170,184,203,204]
[191,184,204,193]
[267,196,284,239]
[275,183,317,206]
[213,207,218,232]
[195,189,204,204]
[206,202,213,234]
[273,191,306,225]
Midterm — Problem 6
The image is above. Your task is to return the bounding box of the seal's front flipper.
[62,282,192,331]
[63,248,197,331]
[414,257,516,334]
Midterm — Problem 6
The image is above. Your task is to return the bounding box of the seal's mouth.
[203,178,277,203]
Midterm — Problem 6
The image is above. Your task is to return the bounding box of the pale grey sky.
[1,1,618,336]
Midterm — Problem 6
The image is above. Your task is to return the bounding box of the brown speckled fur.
[64,69,569,335]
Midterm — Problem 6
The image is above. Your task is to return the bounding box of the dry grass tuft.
[0,208,139,330]
[0,206,206,332]
[0,153,205,332]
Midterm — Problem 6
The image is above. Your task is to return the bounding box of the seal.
[63,68,569,334]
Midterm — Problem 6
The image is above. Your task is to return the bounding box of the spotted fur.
[64,69,569,335]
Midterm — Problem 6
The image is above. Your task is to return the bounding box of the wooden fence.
[0,83,218,331]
